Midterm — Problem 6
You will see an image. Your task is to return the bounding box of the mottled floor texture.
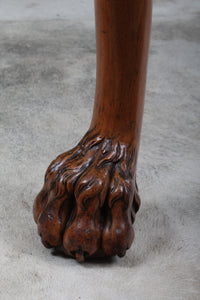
[0,0,200,299]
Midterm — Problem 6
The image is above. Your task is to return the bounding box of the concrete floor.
[0,0,200,299]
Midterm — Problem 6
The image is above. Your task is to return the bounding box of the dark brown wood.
[33,0,152,262]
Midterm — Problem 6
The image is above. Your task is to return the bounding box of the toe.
[63,168,109,259]
[102,202,134,257]
[37,186,72,248]
[102,176,135,257]
[63,210,101,259]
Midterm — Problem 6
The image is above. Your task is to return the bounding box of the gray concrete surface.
[0,0,200,299]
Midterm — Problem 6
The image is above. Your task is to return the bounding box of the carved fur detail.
[33,128,141,260]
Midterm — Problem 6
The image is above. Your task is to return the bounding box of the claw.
[117,249,126,257]
[75,250,85,262]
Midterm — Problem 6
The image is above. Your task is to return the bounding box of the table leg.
[33,0,152,262]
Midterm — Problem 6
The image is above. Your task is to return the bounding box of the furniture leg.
[33,0,152,262]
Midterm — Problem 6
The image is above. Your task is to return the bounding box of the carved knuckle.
[75,175,103,200]
[109,178,132,208]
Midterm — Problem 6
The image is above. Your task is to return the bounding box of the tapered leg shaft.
[91,0,152,145]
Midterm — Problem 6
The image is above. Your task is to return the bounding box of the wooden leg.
[33,0,152,262]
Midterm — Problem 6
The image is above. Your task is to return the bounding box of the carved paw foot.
[33,128,141,261]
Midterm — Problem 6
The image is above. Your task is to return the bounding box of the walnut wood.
[33,0,152,262]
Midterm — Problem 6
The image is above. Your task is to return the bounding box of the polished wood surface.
[33,0,152,262]
[91,0,152,144]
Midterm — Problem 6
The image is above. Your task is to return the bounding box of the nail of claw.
[75,251,85,262]
[118,250,126,257]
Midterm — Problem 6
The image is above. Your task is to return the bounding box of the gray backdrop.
[0,0,200,299]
